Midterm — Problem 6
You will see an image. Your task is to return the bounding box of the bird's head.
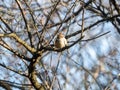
[57,32,64,39]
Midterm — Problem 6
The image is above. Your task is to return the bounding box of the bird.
[55,33,68,48]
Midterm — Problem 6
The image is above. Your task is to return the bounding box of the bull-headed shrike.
[55,33,68,48]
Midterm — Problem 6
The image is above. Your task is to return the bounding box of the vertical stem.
[81,6,85,37]
[28,56,45,90]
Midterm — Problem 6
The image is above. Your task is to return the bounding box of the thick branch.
[28,55,46,90]
[0,33,36,53]
[0,81,12,90]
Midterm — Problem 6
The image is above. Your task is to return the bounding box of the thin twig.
[81,31,111,42]
[71,59,102,90]
[81,5,85,37]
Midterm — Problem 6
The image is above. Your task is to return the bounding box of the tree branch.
[0,33,36,53]
[0,39,31,61]
[15,0,33,47]
[28,55,46,90]
[0,63,28,77]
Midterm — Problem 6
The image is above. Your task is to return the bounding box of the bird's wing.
[64,38,68,46]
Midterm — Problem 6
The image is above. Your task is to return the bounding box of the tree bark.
[28,55,45,90]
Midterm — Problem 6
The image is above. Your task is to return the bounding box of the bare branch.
[0,39,31,61]
[0,63,28,77]
[0,33,36,53]
[15,0,33,47]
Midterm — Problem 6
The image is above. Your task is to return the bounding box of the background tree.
[0,0,120,90]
